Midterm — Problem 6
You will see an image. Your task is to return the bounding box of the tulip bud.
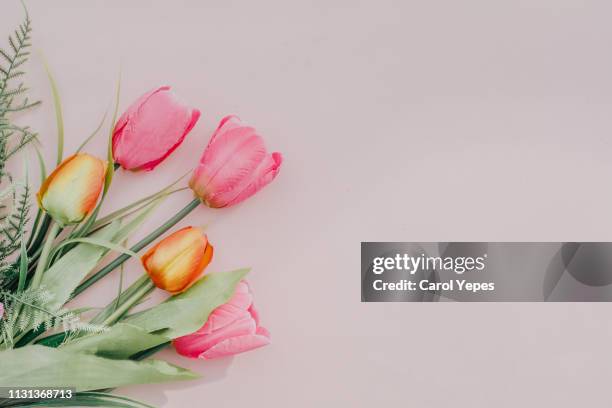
[37,153,107,226]
[112,86,201,171]
[141,227,213,294]
[173,280,270,359]
[189,115,282,208]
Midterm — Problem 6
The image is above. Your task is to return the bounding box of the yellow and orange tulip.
[141,226,213,294]
[37,153,107,226]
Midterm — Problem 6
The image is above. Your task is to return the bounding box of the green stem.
[91,274,150,325]
[101,279,154,326]
[72,198,200,297]
[29,221,60,289]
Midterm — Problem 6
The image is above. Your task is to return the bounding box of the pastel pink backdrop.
[5,1,612,407]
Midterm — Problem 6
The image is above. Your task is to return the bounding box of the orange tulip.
[141,227,213,294]
[37,153,107,226]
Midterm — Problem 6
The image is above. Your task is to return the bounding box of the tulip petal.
[199,332,271,360]
[172,279,271,360]
[256,326,270,338]
[193,126,267,204]
[203,281,253,332]
[142,227,213,293]
[113,86,170,141]
[38,154,107,225]
[174,311,255,358]
[138,108,201,171]
[248,303,260,326]
[189,116,283,208]
[207,115,241,145]
[223,152,283,207]
[113,86,200,171]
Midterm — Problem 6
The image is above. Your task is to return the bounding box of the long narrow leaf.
[68,199,165,302]
[114,250,126,313]
[0,345,198,391]
[92,171,190,231]
[17,236,27,292]
[41,57,63,165]
[77,109,108,152]
[25,144,46,249]
[105,74,121,194]
[51,237,138,260]
[89,275,149,327]
[109,196,165,244]
[60,323,170,359]
[39,222,121,311]
[11,392,154,408]
[67,76,121,241]
[32,141,46,182]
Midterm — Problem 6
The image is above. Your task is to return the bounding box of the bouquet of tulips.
[0,10,282,407]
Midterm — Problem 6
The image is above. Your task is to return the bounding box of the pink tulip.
[189,115,282,208]
[112,86,200,171]
[0,302,3,319]
[173,280,270,359]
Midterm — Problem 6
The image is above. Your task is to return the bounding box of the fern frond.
[0,12,33,106]
[0,178,30,285]
[0,289,107,349]
[6,128,38,158]
[0,7,38,177]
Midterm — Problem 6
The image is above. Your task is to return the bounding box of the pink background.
[5,1,612,406]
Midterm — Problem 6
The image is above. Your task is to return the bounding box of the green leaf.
[64,76,121,243]
[32,141,46,182]
[12,391,155,408]
[44,195,160,308]
[41,57,63,166]
[91,171,190,232]
[51,237,139,260]
[24,145,46,249]
[105,74,121,194]
[96,195,167,242]
[77,109,108,153]
[71,199,168,299]
[124,269,249,339]
[114,250,126,313]
[109,198,165,246]
[0,345,198,391]
[39,222,121,311]
[61,323,170,359]
[68,162,166,250]
[91,188,187,235]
